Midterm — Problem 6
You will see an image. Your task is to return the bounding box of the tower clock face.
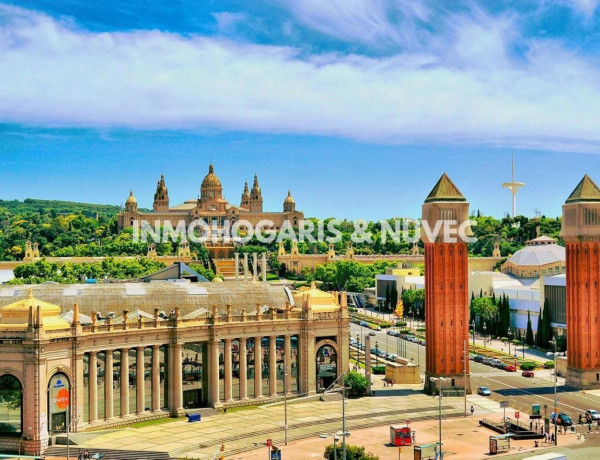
[207,204,218,212]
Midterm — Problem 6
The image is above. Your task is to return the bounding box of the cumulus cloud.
[1,3,600,152]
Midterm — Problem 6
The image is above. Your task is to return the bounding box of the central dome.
[202,164,222,188]
[201,163,223,200]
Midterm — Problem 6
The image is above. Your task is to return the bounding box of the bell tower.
[153,174,169,212]
[250,174,263,212]
[421,173,472,394]
[561,174,600,388]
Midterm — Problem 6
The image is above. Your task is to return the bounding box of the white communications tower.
[502,154,525,218]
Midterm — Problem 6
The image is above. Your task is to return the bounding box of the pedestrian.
[78,450,83,460]
[84,450,90,460]
[530,420,533,431]
[579,414,583,424]
[470,405,475,416]
[412,431,416,445]
[589,422,592,433]
[551,433,555,444]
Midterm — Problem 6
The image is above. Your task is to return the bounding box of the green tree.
[525,310,534,346]
[344,371,369,397]
[471,297,498,332]
[324,444,379,460]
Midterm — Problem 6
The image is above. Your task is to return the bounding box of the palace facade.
[118,164,304,233]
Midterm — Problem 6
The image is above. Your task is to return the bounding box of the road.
[350,323,600,454]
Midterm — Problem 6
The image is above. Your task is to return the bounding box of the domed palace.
[118,164,304,251]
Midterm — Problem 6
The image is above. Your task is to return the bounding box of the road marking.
[478,374,587,414]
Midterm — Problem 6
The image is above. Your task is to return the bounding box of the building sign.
[56,388,70,410]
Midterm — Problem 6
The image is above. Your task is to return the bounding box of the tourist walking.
[470,405,475,416]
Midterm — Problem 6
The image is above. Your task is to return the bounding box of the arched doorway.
[0,374,22,436]
[315,344,337,392]
[47,373,70,435]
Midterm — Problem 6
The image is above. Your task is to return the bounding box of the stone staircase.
[214,259,237,278]
[44,446,174,459]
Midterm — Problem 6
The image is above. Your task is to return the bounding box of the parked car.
[387,330,395,336]
[369,331,377,336]
[551,412,573,426]
[481,357,491,365]
[473,355,484,363]
[497,362,508,370]
[522,370,535,377]
[585,409,600,421]
[505,365,517,372]
[477,387,491,396]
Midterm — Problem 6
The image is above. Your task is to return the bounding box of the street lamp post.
[356,334,361,367]
[375,341,379,367]
[507,328,512,355]
[547,338,564,447]
[483,324,487,348]
[471,321,475,345]
[430,377,449,459]
[284,355,289,445]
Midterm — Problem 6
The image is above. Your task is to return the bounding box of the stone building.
[118,164,304,239]
[0,282,349,455]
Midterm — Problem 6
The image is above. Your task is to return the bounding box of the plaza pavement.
[48,372,581,460]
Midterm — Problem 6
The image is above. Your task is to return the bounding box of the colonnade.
[233,252,268,282]
[84,334,298,424]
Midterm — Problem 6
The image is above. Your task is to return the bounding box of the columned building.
[421,174,471,394]
[561,174,600,388]
[0,283,349,456]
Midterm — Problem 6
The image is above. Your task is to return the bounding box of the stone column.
[208,339,221,406]
[169,344,183,415]
[284,335,292,394]
[151,345,161,412]
[239,338,247,399]
[262,253,267,283]
[254,336,263,397]
[136,347,145,414]
[120,348,130,417]
[224,339,233,402]
[234,252,239,281]
[89,351,98,423]
[105,351,114,420]
[243,253,249,280]
[269,336,277,396]
[252,253,258,280]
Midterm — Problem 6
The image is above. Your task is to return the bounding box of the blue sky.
[1,1,600,220]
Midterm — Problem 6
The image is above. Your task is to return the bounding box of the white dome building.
[501,236,566,278]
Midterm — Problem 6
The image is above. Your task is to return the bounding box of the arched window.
[48,373,70,435]
[0,374,22,436]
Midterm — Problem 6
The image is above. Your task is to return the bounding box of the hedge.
[348,307,358,313]
[372,365,386,375]
[520,362,536,371]
[544,361,555,369]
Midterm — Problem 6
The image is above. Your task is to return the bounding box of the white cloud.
[1,4,600,152]
[561,0,600,16]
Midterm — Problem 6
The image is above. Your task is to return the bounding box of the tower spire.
[502,154,525,218]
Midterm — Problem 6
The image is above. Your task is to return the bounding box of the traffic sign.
[499,401,509,408]
[406,419,410,425]
[515,411,520,419]
[266,439,272,447]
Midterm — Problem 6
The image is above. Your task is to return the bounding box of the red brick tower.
[421,174,472,394]
[561,174,600,388]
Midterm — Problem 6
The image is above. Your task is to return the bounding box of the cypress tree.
[526,311,534,346]
[536,307,543,347]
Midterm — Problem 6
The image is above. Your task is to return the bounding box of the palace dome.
[201,164,222,189]
[284,190,295,204]
[126,190,137,205]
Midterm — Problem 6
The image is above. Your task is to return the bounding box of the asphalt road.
[350,323,600,455]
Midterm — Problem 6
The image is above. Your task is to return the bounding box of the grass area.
[223,404,260,413]
[349,357,366,370]
[131,417,183,429]
[470,343,545,368]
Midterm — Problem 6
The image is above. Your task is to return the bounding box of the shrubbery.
[324,444,379,460]
[371,365,386,375]
[344,371,369,397]
[544,361,555,369]
[520,362,536,371]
